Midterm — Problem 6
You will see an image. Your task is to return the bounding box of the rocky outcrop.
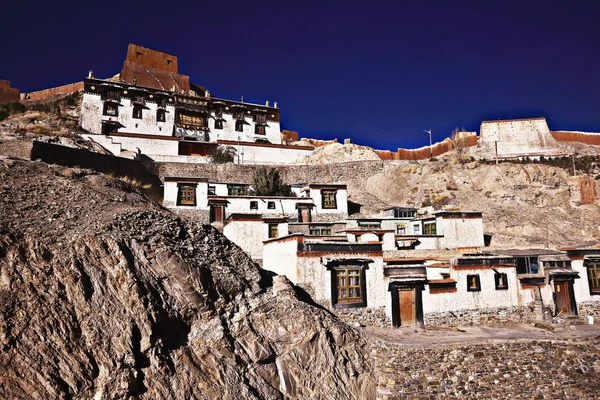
[0,158,374,399]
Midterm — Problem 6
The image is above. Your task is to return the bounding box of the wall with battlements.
[0,80,20,103]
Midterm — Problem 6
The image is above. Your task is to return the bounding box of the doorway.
[391,284,423,327]
[554,281,571,314]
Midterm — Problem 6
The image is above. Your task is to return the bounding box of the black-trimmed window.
[585,259,600,295]
[235,120,244,132]
[250,201,258,210]
[157,109,166,122]
[208,185,216,195]
[103,102,119,116]
[254,112,267,123]
[268,224,278,239]
[332,266,366,306]
[255,124,266,135]
[214,119,224,129]
[358,221,380,229]
[133,105,143,119]
[267,201,275,209]
[228,185,249,196]
[423,221,437,235]
[309,226,331,236]
[495,273,508,290]
[516,256,539,275]
[466,275,481,292]
[177,184,196,206]
[321,190,337,209]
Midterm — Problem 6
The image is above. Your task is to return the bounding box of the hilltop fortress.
[6,43,599,164]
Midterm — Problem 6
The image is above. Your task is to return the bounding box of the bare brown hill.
[0,158,374,399]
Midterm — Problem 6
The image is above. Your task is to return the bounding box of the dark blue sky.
[1,0,599,150]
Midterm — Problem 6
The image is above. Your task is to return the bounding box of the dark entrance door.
[554,281,570,313]
[210,205,224,223]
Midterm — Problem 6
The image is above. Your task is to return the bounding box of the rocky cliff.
[0,158,374,399]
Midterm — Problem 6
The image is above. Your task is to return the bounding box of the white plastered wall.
[262,239,300,282]
[310,187,348,215]
[423,266,520,314]
[571,257,600,303]
[209,111,281,144]
[438,216,485,249]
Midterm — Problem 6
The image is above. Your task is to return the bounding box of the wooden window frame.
[255,124,266,135]
[250,201,258,210]
[321,190,337,209]
[228,185,249,196]
[177,184,196,206]
[585,259,600,295]
[267,201,276,209]
[358,222,381,229]
[235,119,244,132]
[268,223,278,239]
[423,221,437,235]
[214,119,224,129]
[133,105,143,119]
[103,102,119,117]
[157,109,166,122]
[309,226,331,236]
[494,273,508,290]
[466,274,481,292]
[331,266,367,307]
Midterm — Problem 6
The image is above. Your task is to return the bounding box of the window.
[585,259,600,295]
[321,190,337,209]
[268,224,278,239]
[235,119,244,132]
[358,221,381,229]
[516,257,539,275]
[423,222,437,235]
[495,273,508,290]
[178,113,205,126]
[267,201,275,209]
[103,102,119,116]
[396,224,407,235]
[133,105,143,119]
[334,267,365,305]
[254,113,267,123]
[413,225,421,234]
[208,185,216,195]
[466,275,481,291]
[177,184,196,206]
[309,226,331,236]
[101,90,120,101]
[157,109,166,122]
[250,201,258,210]
[255,124,266,135]
[214,119,224,129]
[228,185,249,196]
[394,208,416,218]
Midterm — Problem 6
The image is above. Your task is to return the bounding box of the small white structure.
[344,211,485,250]
[222,214,289,260]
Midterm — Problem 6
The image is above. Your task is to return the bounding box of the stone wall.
[0,80,20,103]
[331,305,390,328]
[578,175,597,204]
[26,82,83,101]
[372,337,600,399]
[424,306,540,327]
[552,130,600,146]
[375,135,478,160]
[577,301,600,319]
[157,159,388,185]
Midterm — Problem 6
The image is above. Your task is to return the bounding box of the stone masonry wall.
[577,301,600,320]
[299,282,390,327]
[26,82,83,101]
[157,160,388,185]
[0,80,20,103]
[424,306,540,328]
[372,337,600,399]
